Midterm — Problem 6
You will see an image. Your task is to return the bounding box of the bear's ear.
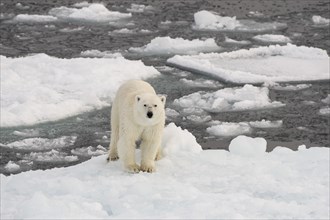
[159,95,166,104]
[136,95,141,102]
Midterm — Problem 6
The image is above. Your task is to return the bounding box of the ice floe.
[321,94,330,104]
[129,36,221,55]
[206,119,282,137]
[1,136,76,151]
[319,107,330,116]
[193,10,286,32]
[71,145,107,157]
[1,123,329,219]
[253,34,291,43]
[4,161,20,172]
[224,36,250,45]
[23,150,78,163]
[127,4,154,13]
[1,53,159,127]
[80,50,122,58]
[270,83,312,91]
[12,14,58,23]
[312,15,330,26]
[173,84,284,114]
[167,44,330,84]
[11,3,131,24]
[179,78,223,88]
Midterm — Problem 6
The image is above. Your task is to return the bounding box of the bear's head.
[134,93,166,126]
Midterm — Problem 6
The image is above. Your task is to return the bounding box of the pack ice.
[167,44,330,84]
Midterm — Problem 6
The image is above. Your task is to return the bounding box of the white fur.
[108,80,166,173]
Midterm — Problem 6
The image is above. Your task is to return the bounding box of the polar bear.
[107,80,166,173]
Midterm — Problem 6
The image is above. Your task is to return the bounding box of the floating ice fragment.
[4,161,20,172]
[129,36,221,55]
[312,15,330,26]
[253,34,291,43]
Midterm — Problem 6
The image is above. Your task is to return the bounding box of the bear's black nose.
[147,111,153,118]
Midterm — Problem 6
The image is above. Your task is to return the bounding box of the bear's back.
[117,80,156,97]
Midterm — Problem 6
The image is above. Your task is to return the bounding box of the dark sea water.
[1,0,329,175]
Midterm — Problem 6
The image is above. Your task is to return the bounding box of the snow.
[0,136,76,151]
[173,84,284,114]
[1,123,329,219]
[129,36,221,55]
[229,135,267,157]
[193,10,286,32]
[253,34,291,43]
[1,53,159,127]
[167,44,330,84]
[312,15,330,26]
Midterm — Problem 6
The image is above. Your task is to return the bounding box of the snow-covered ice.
[319,107,330,116]
[1,53,159,127]
[312,15,330,26]
[248,119,283,128]
[129,36,221,55]
[193,10,286,32]
[0,136,77,151]
[253,34,291,43]
[1,123,329,219]
[80,50,122,58]
[167,44,330,84]
[173,84,284,114]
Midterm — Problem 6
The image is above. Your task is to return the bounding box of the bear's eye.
[144,104,147,107]
[154,104,157,107]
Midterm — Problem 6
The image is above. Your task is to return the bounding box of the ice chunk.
[1,53,159,127]
[23,150,78,162]
[270,83,312,91]
[1,136,77,151]
[71,145,107,157]
[127,4,154,13]
[173,84,284,113]
[253,34,291,43]
[193,10,286,32]
[321,94,330,104]
[229,135,267,157]
[162,123,202,155]
[249,119,282,128]
[167,44,329,84]
[129,36,221,55]
[48,3,131,23]
[13,129,40,137]
[4,161,20,172]
[13,14,58,22]
[179,78,223,88]
[319,107,330,115]
[224,37,250,45]
[312,15,330,26]
[207,122,252,137]
[80,50,122,58]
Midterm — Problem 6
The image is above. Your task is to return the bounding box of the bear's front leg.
[117,137,140,173]
[140,128,162,173]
